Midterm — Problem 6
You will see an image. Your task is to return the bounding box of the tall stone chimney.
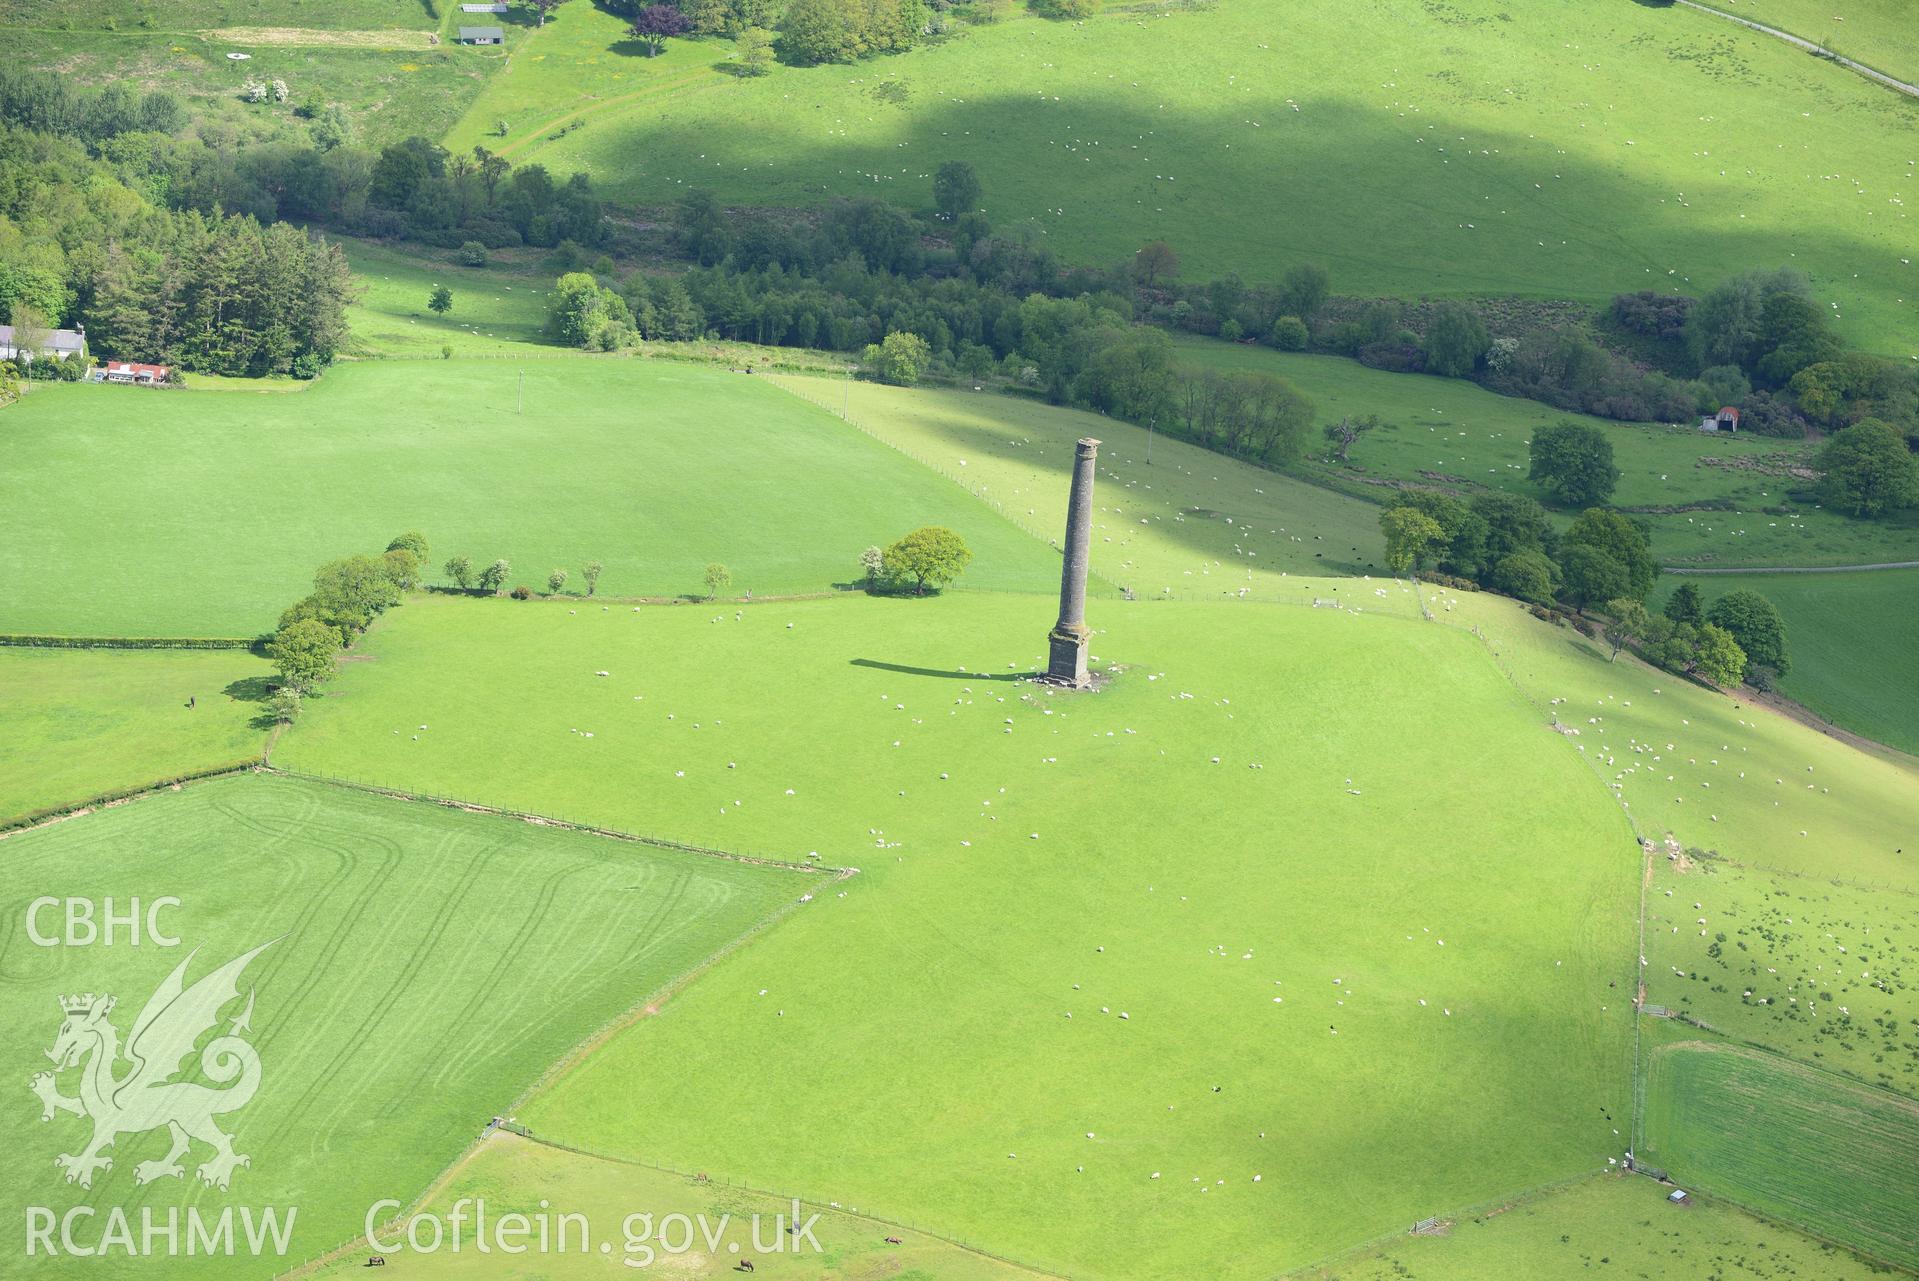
[1047,437,1100,686]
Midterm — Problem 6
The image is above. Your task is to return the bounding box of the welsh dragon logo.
[30,941,273,1192]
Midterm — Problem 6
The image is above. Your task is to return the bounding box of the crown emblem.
[60,993,110,1016]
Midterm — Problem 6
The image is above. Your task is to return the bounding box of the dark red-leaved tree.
[630,5,692,56]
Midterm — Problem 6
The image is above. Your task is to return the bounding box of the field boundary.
[0,758,264,837]
[260,763,853,875]
[0,632,259,650]
[1415,580,1654,1159]
[425,1129,1069,1280]
[1276,1170,1617,1280]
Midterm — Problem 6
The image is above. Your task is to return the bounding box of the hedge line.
[0,760,263,834]
[0,634,261,652]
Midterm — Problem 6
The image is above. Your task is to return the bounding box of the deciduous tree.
[1131,240,1179,288]
[1381,506,1446,575]
[933,161,982,220]
[1707,589,1788,675]
[1816,419,1918,517]
[267,618,340,693]
[1528,420,1620,507]
[881,526,972,593]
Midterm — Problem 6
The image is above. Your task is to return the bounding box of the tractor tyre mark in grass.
[263,836,510,1149]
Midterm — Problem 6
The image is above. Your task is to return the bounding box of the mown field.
[1177,338,1919,571]
[1641,1040,1919,1270]
[1656,568,1919,757]
[775,373,1391,589]
[312,1131,1036,1278]
[0,360,1060,636]
[1645,855,1919,1097]
[277,589,1637,1279]
[1291,1169,1892,1281]
[0,772,802,1278]
[453,1,1919,350]
[0,646,268,825]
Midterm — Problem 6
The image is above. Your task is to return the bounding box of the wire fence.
[487,1129,1066,1279]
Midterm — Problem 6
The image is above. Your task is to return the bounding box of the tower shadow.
[850,659,1028,682]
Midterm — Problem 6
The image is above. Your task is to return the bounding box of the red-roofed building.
[90,361,172,386]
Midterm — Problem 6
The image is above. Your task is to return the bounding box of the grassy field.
[1290,1170,1891,1281]
[447,2,1919,352]
[1176,338,1919,571]
[311,1131,1040,1278]
[0,647,269,824]
[1732,0,1919,83]
[1641,1040,1919,1270]
[1656,569,1919,757]
[340,238,557,358]
[0,360,1060,636]
[10,25,495,148]
[442,2,730,161]
[1429,586,1919,893]
[775,374,1392,589]
[0,772,801,1278]
[1645,855,1919,1097]
[277,589,1637,1279]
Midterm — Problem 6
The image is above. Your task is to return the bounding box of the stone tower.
[1047,437,1100,686]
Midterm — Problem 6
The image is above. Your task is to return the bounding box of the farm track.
[1664,560,1919,574]
[1675,0,1919,99]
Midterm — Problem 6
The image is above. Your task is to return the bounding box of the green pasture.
[1733,0,1919,83]
[1641,1039,1919,1270]
[1645,855,1919,1097]
[0,772,800,1278]
[0,646,269,825]
[1431,586,1919,893]
[1291,1170,1890,1281]
[1656,569,1919,757]
[278,589,1637,1279]
[1177,338,1919,570]
[0,360,1059,636]
[340,238,556,358]
[10,26,494,148]
[442,2,730,160]
[312,1131,1036,1279]
[775,373,1392,590]
[451,1,1919,351]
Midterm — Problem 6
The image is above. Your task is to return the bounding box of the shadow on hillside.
[851,658,1027,682]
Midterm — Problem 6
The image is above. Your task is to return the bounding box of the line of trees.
[266,533,430,715]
